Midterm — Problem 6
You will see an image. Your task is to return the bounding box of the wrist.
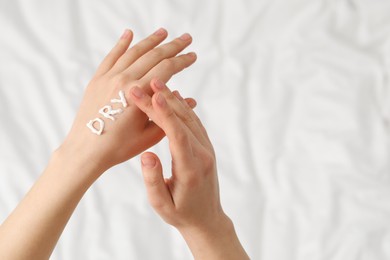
[178,213,248,260]
[178,212,233,239]
[52,142,106,181]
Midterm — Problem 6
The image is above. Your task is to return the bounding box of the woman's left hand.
[59,28,197,173]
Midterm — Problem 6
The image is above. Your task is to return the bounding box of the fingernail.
[179,33,191,41]
[142,155,156,168]
[121,29,131,39]
[188,52,197,58]
[154,79,165,89]
[188,99,197,108]
[154,28,166,36]
[156,93,166,107]
[131,86,143,98]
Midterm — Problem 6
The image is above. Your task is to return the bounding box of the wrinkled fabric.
[0,0,389,259]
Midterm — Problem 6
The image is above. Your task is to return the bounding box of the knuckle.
[166,96,176,105]
[160,59,176,71]
[129,45,143,57]
[200,151,215,173]
[172,130,188,145]
[176,54,191,66]
[114,75,130,88]
[144,175,161,187]
[114,76,139,91]
[130,79,141,88]
[182,174,200,189]
[117,38,129,48]
[150,47,165,59]
[145,35,160,46]
[183,111,194,124]
[165,92,177,103]
[170,39,183,50]
[163,107,176,119]
[197,119,205,131]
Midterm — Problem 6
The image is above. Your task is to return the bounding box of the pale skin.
[131,79,250,260]
[0,28,249,259]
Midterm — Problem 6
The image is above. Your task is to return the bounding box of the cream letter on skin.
[86,118,104,135]
[99,105,123,121]
[111,90,128,108]
[86,90,129,135]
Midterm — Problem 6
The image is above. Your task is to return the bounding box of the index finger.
[130,87,196,162]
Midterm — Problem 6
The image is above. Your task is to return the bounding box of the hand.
[59,28,197,173]
[0,29,201,260]
[130,79,250,259]
[130,78,226,231]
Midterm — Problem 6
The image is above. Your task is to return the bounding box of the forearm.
[179,215,250,260]
[0,148,102,260]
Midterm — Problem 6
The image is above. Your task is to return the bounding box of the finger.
[128,86,196,123]
[129,86,158,124]
[128,52,196,97]
[141,152,174,212]
[150,79,209,146]
[123,33,193,80]
[130,87,194,161]
[152,93,197,161]
[137,52,197,95]
[174,91,211,145]
[184,97,197,109]
[109,28,168,75]
[95,29,133,76]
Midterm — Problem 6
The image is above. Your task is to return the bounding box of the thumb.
[141,152,174,212]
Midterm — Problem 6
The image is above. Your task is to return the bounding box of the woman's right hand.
[130,79,250,260]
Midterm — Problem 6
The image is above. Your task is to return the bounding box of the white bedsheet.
[1,0,390,259]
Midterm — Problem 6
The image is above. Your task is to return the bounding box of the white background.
[1,0,390,259]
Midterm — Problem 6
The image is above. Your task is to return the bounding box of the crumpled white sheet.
[0,0,389,259]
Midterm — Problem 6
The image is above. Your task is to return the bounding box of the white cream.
[86,90,129,135]
[111,90,128,108]
[86,118,104,135]
[99,105,123,121]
